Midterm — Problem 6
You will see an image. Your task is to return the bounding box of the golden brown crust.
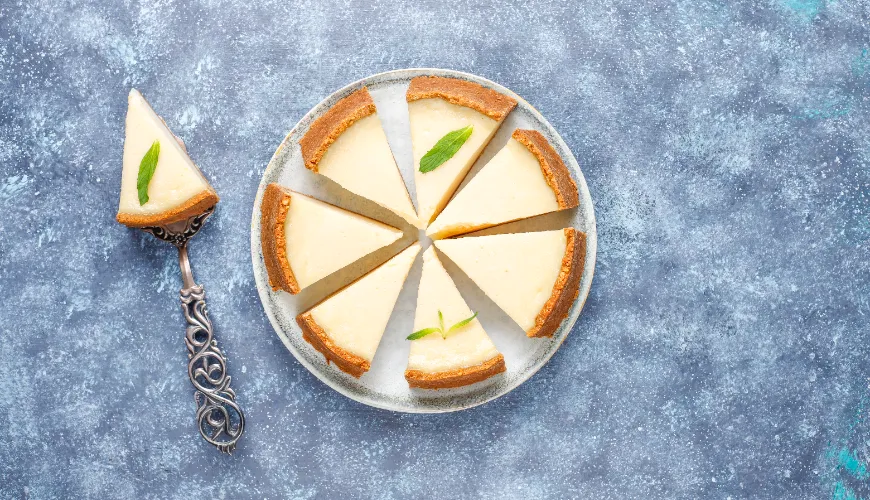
[406,76,517,121]
[527,228,586,338]
[259,183,301,294]
[116,190,219,227]
[297,312,370,378]
[299,87,377,172]
[405,354,506,389]
[512,129,579,210]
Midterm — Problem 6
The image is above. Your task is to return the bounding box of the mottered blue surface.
[1,1,868,498]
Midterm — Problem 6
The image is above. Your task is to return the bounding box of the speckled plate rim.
[250,68,597,413]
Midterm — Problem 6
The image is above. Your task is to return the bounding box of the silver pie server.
[142,205,245,453]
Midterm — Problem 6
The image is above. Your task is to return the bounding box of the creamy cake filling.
[308,243,420,362]
[427,136,561,239]
[409,98,499,226]
[407,248,500,374]
[318,113,419,227]
[283,193,403,289]
[434,230,568,332]
[118,89,212,217]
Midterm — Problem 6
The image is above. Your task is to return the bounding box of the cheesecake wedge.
[405,247,505,389]
[300,87,419,227]
[407,76,517,226]
[434,229,586,338]
[297,243,421,377]
[260,184,403,294]
[427,129,579,239]
[117,89,219,227]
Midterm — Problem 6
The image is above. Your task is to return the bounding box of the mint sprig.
[136,140,160,205]
[419,125,473,173]
[407,310,479,340]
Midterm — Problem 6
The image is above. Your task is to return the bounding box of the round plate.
[251,68,597,413]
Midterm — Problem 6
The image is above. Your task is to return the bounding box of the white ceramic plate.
[251,69,597,413]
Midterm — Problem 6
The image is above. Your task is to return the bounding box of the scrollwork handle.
[180,284,245,453]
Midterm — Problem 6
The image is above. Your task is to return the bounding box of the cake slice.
[427,129,579,239]
[434,229,586,338]
[300,87,419,227]
[297,243,421,377]
[260,184,403,294]
[405,247,505,389]
[117,89,219,227]
[407,76,517,226]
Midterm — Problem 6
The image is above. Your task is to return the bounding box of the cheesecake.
[405,247,505,389]
[407,76,517,226]
[427,129,579,239]
[117,89,219,227]
[260,184,404,294]
[300,87,419,227]
[297,243,421,377]
[434,228,586,338]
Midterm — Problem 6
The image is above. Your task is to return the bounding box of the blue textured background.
[1,1,868,498]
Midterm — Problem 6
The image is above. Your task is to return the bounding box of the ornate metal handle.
[180,282,245,453]
[143,207,244,453]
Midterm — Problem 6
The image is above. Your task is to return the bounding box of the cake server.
[142,206,245,453]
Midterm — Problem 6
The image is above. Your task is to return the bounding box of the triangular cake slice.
[407,76,517,226]
[427,129,579,239]
[405,247,505,389]
[260,184,403,294]
[296,243,421,377]
[300,87,419,227]
[117,89,219,227]
[435,229,586,338]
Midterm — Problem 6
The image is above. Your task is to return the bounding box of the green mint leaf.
[419,125,473,173]
[136,140,160,205]
[446,312,479,335]
[408,310,479,340]
[407,327,441,341]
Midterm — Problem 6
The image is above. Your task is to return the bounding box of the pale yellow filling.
[434,230,568,333]
[118,89,212,217]
[409,99,500,226]
[427,137,560,239]
[318,114,419,227]
[407,248,500,374]
[309,243,421,362]
[284,193,403,290]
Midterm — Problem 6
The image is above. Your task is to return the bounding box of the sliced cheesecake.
[300,87,419,227]
[117,89,219,227]
[297,243,421,377]
[427,129,579,239]
[434,229,586,338]
[407,76,517,226]
[260,184,403,294]
[405,247,505,389]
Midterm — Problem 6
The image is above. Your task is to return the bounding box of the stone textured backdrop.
[1,0,868,498]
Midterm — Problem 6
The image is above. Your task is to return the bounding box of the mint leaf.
[419,125,473,173]
[407,327,441,340]
[446,312,478,336]
[137,140,160,205]
[408,310,480,340]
